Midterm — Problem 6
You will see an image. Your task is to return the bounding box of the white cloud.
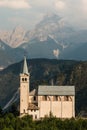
[31,0,53,7]
[1,0,87,30]
[52,0,87,29]
[55,0,66,10]
[0,0,31,9]
[9,17,23,23]
[81,0,87,12]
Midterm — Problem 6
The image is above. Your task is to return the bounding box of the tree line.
[0,110,87,130]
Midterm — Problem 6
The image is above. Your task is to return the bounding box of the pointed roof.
[28,103,39,110]
[23,56,29,75]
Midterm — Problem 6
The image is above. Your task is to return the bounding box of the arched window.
[25,78,27,81]
[33,96,36,101]
[53,96,58,101]
[23,109,25,113]
[45,96,47,101]
[22,78,24,81]
[64,96,69,101]
[35,115,37,119]
[42,96,47,101]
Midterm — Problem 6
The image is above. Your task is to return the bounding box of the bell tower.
[20,56,30,115]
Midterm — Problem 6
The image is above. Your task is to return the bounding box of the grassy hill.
[0,59,87,116]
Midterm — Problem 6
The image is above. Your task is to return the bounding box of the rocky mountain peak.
[9,25,27,48]
[0,25,27,48]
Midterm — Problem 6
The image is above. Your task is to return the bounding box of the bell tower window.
[22,78,27,82]
[22,78,24,81]
[25,78,27,81]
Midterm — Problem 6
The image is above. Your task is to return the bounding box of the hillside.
[60,42,87,60]
[0,39,15,68]
[19,37,62,59]
[0,59,87,116]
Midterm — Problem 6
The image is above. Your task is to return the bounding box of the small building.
[20,57,75,120]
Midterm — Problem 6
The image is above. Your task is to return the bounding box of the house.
[20,57,75,120]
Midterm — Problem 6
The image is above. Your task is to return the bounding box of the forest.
[0,111,87,130]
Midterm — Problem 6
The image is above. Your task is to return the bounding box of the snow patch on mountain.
[53,49,60,58]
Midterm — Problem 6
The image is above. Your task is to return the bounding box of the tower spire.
[23,56,29,75]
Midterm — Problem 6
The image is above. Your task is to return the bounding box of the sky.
[0,0,87,30]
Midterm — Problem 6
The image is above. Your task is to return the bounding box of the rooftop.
[38,85,75,96]
[23,56,29,75]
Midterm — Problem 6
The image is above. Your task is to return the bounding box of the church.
[20,57,75,120]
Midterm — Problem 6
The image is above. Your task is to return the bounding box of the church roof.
[38,85,75,96]
[28,103,39,110]
[23,56,29,75]
[29,89,37,96]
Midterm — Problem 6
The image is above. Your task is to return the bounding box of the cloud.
[54,0,87,29]
[1,0,87,30]
[54,0,87,14]
[31,0,53,7]
[55,0,66,10]
[9,17,23,23]
[0,0,31,9]
[81,0,87,12]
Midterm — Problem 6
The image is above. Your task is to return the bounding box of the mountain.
[0,39,15,69]
[0,25,27,48]
[60,42,87,60]
[68,30,87,44]
[0,14,75,49]
[0,36,63,68]
[24,14,75,48]
[19,37,62,59]
[0,59,87,115]
[0,30,11,44]
[1,14,87,67]
[8,26,27,47]
[0,39,25,68]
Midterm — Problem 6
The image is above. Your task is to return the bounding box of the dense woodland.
[0,59,87,116]
[0,111,87,130]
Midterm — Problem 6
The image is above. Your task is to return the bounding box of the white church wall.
[39,101,51,118]
[52,102,61,117]
[29,96,38,103]
[38,96,75,119]
[62,102,73,118]
[28,110,39,120]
